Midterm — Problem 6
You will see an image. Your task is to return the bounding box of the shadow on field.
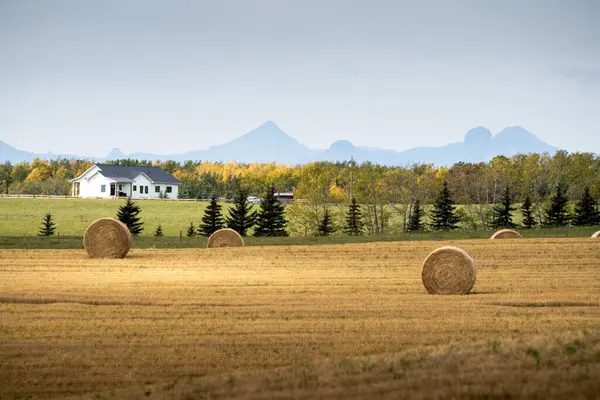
[0,296,155,306]
[490,301,599,307]
[0,296,266,308]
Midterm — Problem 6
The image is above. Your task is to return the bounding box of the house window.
[133,185,137,191]
[118,184,123,191]
[166,186,172,193]
[155,186,161,193]
[144,186,149,194]
[100,184,106,193]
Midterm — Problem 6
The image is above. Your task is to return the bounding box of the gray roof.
[95,164,181,184]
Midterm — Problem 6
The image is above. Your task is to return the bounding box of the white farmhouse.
[70,164,181,199]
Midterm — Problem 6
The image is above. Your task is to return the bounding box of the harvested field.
[0,238,599,399]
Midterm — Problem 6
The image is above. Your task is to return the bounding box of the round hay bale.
[592,230,600,238]
[207,228,244,248]
[421,246,476,295]
[83,218,132,258]
[490,229,522,239]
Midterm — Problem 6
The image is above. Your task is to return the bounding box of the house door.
[110,183,116,196]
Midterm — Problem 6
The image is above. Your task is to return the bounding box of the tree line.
[38,178,597,239]
[3,149,600,235]
[116,185,289,238]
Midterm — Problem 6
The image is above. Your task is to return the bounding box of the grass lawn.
[0,197,222,237]
[1,198,598,250]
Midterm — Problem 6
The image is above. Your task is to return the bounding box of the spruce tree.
[544,182,571,227]
[521,196,536,229]
[318,209,336,236]
[38,212,56,236]
[344,197,364,236]
[154,224,164,237]
[116,198,144,235]
[491,186,516,229]
[198,194,224,237]
[573,186,600,226]
[253,185,288,237]
[407,199,424,232]
[186,222,196,237]
[430,181,460,230]
[226,188,258,236]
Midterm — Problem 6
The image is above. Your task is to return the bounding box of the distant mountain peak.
[464,127,492,147]
[496,126,535,137]
[236,121,303,147]
[106,148,125,160]
[0,123,562,166]
[330,140,356,150]
[260,120,278,128]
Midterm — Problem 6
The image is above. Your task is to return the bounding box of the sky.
[1,0,599,157]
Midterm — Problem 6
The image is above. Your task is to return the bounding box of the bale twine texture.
[490,229,523,239]
[592,230,600,238]
[83,218,132,258]
[207,228,244,248]
[421,246,477,295]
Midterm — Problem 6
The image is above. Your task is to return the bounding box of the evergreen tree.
[253,185,288,237]
[407,199,424,232]
[491,186,517,229]
[226,188,258,236]
[344,197,364,236]
[198,194,225,237]
[38,212,56,236]
[430,181,460,230]
[521,196,536,229]
[116,198,144,235]
[544,182,571,227]
[572,186,600,226]
[318,209,336,236]
[154,224,164,237]
[186,222,196,237]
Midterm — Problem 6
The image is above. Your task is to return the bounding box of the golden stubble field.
[0,239,599,399]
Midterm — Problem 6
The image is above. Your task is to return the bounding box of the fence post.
[57,232,60,244]
[180,230,182,242]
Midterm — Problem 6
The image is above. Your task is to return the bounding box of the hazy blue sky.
[1,0,599,157]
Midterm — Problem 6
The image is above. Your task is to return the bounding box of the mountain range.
[0,121,561,166]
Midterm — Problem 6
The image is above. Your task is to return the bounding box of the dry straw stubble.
[207,228,244,248]
[421,246,476,295]
[83,218,132,258]
[490,229,523,239]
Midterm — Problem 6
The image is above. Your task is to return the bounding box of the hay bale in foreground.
[83,218,132,258]
[421,246,476,295]
[207,228,244,248]
[490,229,522,239]
[592,230,600,238]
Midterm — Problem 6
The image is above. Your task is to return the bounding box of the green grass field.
[0,198,598,250]
[0,198,223,237]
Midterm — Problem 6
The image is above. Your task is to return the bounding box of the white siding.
[161,183,179,199]
[82,173,112,198]
[131,175,179,199]
[131,175,153,199]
